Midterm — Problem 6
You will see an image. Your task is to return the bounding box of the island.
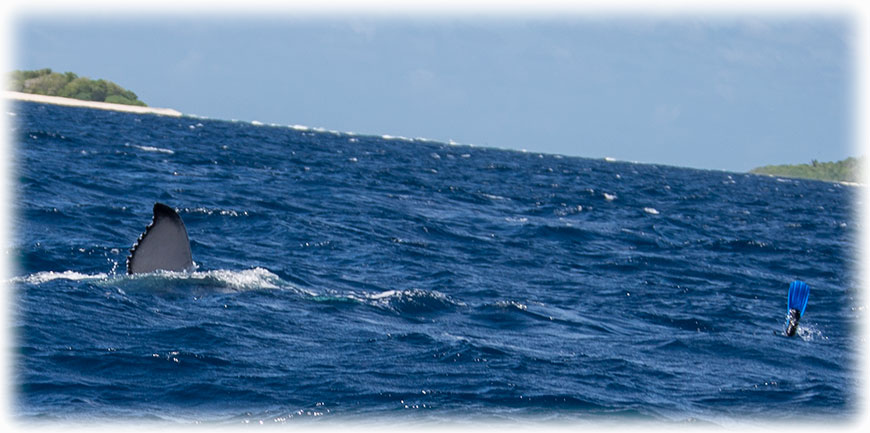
[749,157,863,183]
[6,68,181,117]
[9,68,146,106]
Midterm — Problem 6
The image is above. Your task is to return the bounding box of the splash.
[11,268,288,293]
[10,270,109,284]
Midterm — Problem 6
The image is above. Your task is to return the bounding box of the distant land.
[8,68,147,107]
[4,91,183,117]
[749,157,863,183]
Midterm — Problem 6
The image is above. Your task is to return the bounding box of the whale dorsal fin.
[126,203,194,274]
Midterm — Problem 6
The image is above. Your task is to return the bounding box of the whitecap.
[644,207,660,215]
[494,300,528,311]
[356,288,464,311]
[603,193,617,201]
[181,207,246,217]
[251,120,264,126]
[604,157,616,162]
[381,134,411,141]
[481,193,505,201]
[504,216,528,224]
[126,143,175,154]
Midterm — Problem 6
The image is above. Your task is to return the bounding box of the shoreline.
[3,91,183,117]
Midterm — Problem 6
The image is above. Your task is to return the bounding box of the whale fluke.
[127,203,194,274]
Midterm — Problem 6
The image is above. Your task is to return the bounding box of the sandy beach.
[3,91,183,117]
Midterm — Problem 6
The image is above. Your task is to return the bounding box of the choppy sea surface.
[6,102,862,426]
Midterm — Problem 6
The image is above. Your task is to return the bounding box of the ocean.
[6,101,861,426]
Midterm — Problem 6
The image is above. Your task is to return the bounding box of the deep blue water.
[7,101,861,425]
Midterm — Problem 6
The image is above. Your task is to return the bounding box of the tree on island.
[8,68,147,107]
[749,156,863,183]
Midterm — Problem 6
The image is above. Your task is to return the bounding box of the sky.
[8,9,859,172]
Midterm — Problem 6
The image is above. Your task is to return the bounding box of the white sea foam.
[481,193,506,201]
[289,124,310,131]
[357,288,462,308]
[120,267,285,292]
[603,193,617,201]
[604,157,616,162]
[181,207,247,217]
[12,266,289,294]
[494,300,528,311]
[11,271,109,284]
[381,134,412,141]
[644,207,660,215]
[189,268,282,290]
[797,324,828,341]
[251,120,264,126]
[126,143,175,155]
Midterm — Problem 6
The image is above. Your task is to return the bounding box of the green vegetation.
[749,157,863,183]
[8,68,147,107]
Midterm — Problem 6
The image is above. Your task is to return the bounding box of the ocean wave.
[12,101,856,422]
[120,267,283,291]
[10,270,109,284]
[11,267,290,293]
[125,143,175,154]
[354,288,464,315]
[180,207,249,217]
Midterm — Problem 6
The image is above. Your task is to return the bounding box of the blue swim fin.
[785,280,810,337]
[788,280,810,317]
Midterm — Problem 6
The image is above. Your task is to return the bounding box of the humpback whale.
[127,203,194,274]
